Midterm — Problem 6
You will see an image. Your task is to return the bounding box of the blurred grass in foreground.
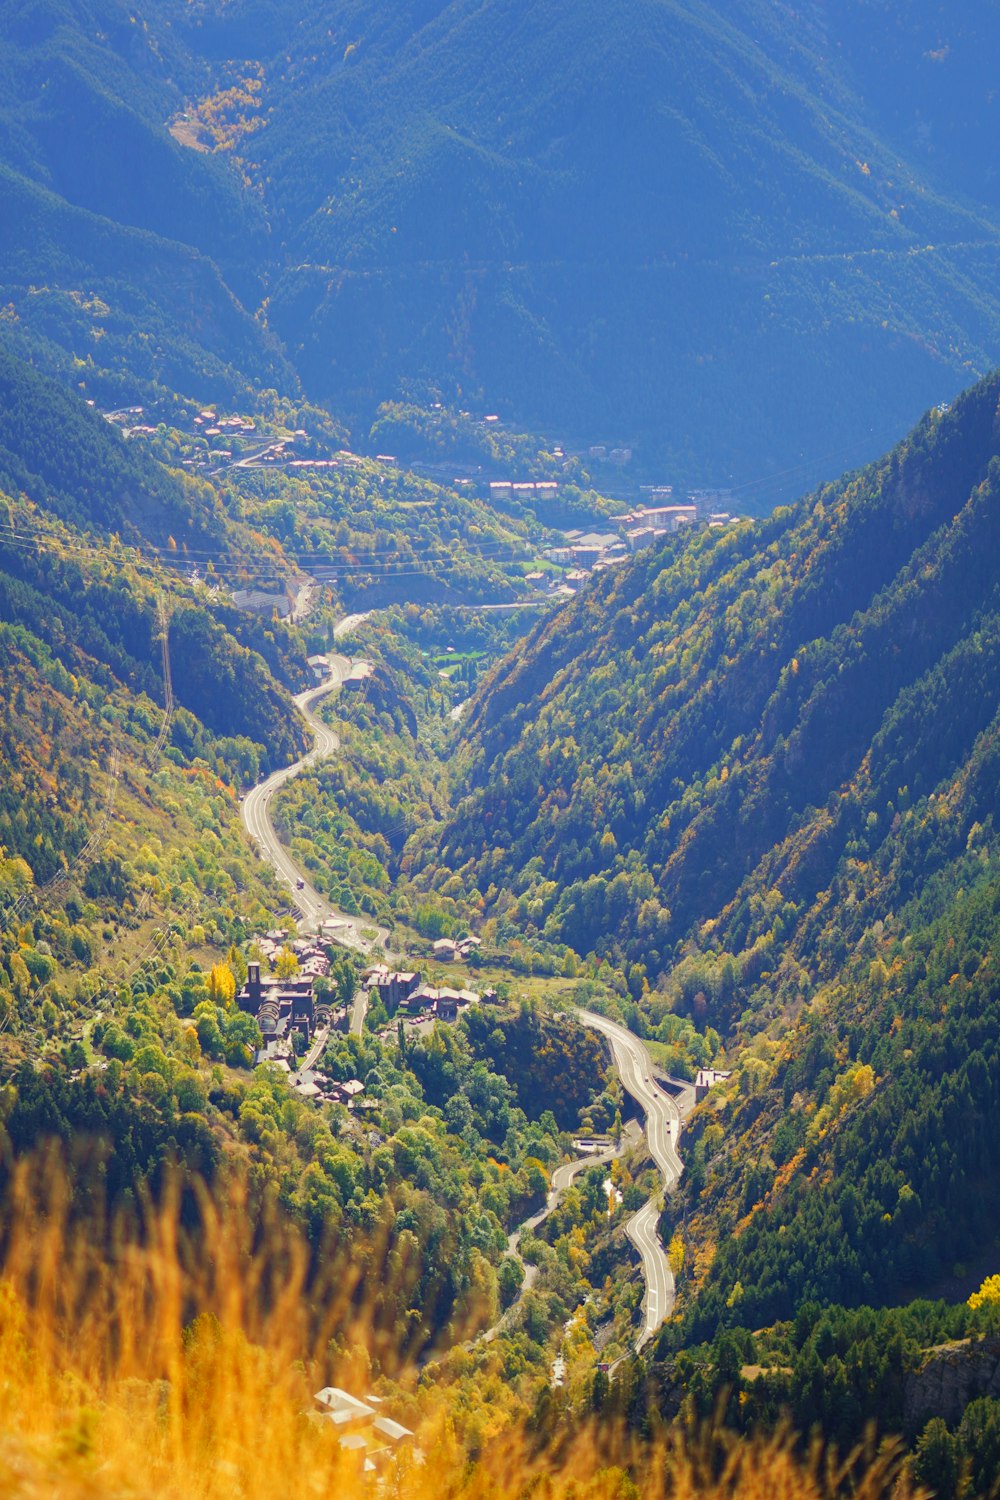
[0,1147,922,1499]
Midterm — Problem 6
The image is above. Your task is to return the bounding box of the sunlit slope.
[0,1153,914,1500]
[437,369,1000,980]
[434,364,1000,1343]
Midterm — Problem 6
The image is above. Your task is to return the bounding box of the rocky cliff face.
[905,1336,1000,1433]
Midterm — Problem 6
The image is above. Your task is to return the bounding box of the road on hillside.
[333,612,371,639]
[475,1128,638,1348]
[349,988,369,1037]
[290,581,318,622]
[240,657,391,955]
[299,1023,330,1072]
[578,1009,685,1350]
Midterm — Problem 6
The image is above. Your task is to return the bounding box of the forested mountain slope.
[0,344,609,1381]
[432,366,1000,1334]
[201,0,1000,484]
[0,346,222,542]
[0,345,309,919]
[821,1,1000,220]
[436,371,1000,985]
[6,1,1000,486]
[0,0,291,407]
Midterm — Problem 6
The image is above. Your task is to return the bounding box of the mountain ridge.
[5,0,1000,489]
[432,371,1000,980]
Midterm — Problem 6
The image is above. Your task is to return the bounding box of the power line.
[149,595,174,769]
[0,516,537,584]
[0,739,123,931]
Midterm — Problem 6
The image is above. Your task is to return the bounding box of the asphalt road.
[299,1023,330,1072]
[578,1009,684,1349]
[333,612,371,639]
[476,1130,635,1348]
[240,657,390,954]
[349,989,369,1037]
[241,651,679,1356]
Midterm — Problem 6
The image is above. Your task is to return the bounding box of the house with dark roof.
[238,961,315,1044]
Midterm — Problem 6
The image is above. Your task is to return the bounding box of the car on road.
[296,878,305,890]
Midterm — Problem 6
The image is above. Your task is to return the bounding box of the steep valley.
[7,4,1000,1495]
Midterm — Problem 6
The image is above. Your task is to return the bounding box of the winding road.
[475,1128,637,1348]
[333,612,372,639]
[348,989,369,1037]
[240,657,390,955]
[240,645,685,1358]
[578,1009,687,1350]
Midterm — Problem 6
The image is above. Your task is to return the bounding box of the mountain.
[435,373,1000,976]
[0,0,292,407]
[0,344,311,915]
[0,339,615,1404]
[426,365,1000,1363]
[206,0,1000,490]
[0,343,216,541]
[820,2,1000,219]
[4,3,1000,1489]
[5,1,1000,493]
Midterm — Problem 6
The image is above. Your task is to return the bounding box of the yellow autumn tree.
[275,947,299,980]
[968,1274,1000,1310]
[228,944,248,991]
[208,962,236,1008]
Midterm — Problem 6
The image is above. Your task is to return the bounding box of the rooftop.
[372,1416,414,1443]
[315,1387,376,1422]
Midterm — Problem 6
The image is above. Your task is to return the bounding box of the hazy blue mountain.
[823,2,1000,217]
[231,0,1000,492]
[7,0,1000,492]
[0,0,291,405]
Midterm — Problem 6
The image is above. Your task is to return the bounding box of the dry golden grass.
[0,1148,924,1500]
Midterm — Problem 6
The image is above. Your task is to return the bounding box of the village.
[234,928,494,1114]
[101,403,746,620]
[311,1386,416,1474]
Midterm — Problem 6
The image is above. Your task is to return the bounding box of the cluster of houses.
[255,929,332,984]
[521,488,747,601]
[179,411,260,465]
[236,931,337,1066]
[542,532,623,569]
[238,960,318,1055]
[506,487,747,603]
[614,502,698,551]
[312,1387,415,1472]
[178,409,345,479]
[431,934,481,961]
[265,1060,369,1110]
[239,936,374,1109]
[612,489,741,553]
[363,960,496,1026]
[192,409,257,438]
[536,530,628,594]
[487,479,561,505]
